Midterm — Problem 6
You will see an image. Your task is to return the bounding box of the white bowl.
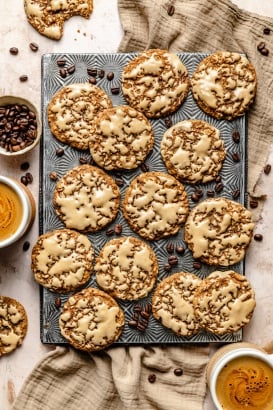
[0,95,42,156]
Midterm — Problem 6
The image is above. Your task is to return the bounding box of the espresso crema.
[0,182,23,241]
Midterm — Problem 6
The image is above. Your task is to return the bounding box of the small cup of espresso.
[0,176,35,248]
[207,342,273,410]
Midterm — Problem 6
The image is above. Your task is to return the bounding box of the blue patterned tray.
[40,53,247,345]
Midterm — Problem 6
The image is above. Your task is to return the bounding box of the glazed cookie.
[152,271,202,337]
[89,105,154,170]
[193,270,256,335]
[122,49,190,118]
[184,197,254,266]
[59,287,124,351]
[53,165,120,233]
[24,0,93,40]
[161,119,226,184]
[47,83,112,150]
[123,171,189,241]
[0,296,28,356]
[95,236,159,300]
[191,51,257,120]
[31,228,94,293]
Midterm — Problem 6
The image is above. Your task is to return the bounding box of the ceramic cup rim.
[209,347,273,409]
[0,176,31,248]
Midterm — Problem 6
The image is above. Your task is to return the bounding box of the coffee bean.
[133,305,142,312]
[231,152,240,162]
[57,58,66,67]
[107,72,114,80]
[193,261,202,269]
[232,130,240,143]
[20,161,30,170]
[168,255,178,266]
[176,245,185,255]
[56,148,64,157]
[215,175,222,183]
[140,310,150,319]
[264,164,271,175]
[89,77,97,85]
[164,263,172,272]
[174,368,183,376]
[167,5,175,16]
[49,171,58,181]
[194,188,203,199]
[232,189,240,199]
[128,320,138,327]
[87,68,97,77]
[254,233,263,241]
[98,69,105,78]
[148,374,156,383]
[106,228,115,236]
[25,172,33,184]
[144,303,152,314]
[249,199,258,209]
[257,41,266,51]
[79,156,88,164]
[141,163,149,172]
[23,241,30,251]
[20,175,28,185]
[111,87,120,95]
[136,323,147,332]
[260,47,269,56]
[264,28,271,35]
[9,47,19,55]
[215,182,224,193]
[166,243,174,253]
[191,192,200,202]
[114,224,122,234]
[206,189,215,197]
[164,117,172,128]
[59,68,67,78]
[54,297,61,308]
[29,42,39,52]
[19,75,28,82]
[115,177,124,187]
[67,65,75,75]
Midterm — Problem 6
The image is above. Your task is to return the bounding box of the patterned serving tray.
[40,52,247,345]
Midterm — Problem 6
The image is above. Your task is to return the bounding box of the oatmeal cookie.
[95,236,158,300]
[122,49,190,118]
[191,51,257,120]
[53,165,120,233]
[59,287,124,351]
[184,197,254,266]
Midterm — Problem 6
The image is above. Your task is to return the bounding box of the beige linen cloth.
[12,1,273,409]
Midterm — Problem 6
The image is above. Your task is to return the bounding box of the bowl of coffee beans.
[0,95,41,156]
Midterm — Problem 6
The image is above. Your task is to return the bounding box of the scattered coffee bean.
[232,130,240,143]
[193,261,202,270]
[257,42,269,55]
[167,5,175,16]
[140,310,150,319]
[231,152,240,162]
[59,68,67,78]
[264,164,271,175]
[264,27,271,35]
[49,171,58,181]
[257,41,266,51]
[19,75,28,82]
[128,320,138,328]
[106,228,115,236]
[79,156,89,164]
[164,117,172,128]
[164,263,172,272]
[54,297,62,308]
[215,182,224,193]
[25,172,33,184]
[57,58,66,67]
[249,199,258,209]
[67,65,75,75]
[20,175,28,185]
[133,305,142,312]
[174,368,183,376]
[89,77,97,85]
[215,175,222,183]
[176,245,185,255]
[232,189,240,199]
[29,42,39,52]
[56,148,64,157]
[111,87,120,95]
[168,254,178,266]
[115,177,124,187]
[9,47,19,55]
[194,188,203,199]
[133,312,139,321]
[136,322,147,332]
[20,161,30,171]
[206,189,215,197]
[254,233,263,241]
[87,67,97,76]
[114,224,122,234]
[148,374,156,383]
[191,192,200,202]
[107,72,114,80]
[166,243,174,253]
[23,241,30,251]
[144,303,152,314]
[141,163,149,172]
[98,69,105,78]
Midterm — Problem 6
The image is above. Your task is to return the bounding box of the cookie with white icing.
[95,236,158,300]
[161,119,226,184]
[59,287,124,351]
[0,296,28,356]
[31,228,94,293]
[24,0,93,40]
[53,165,120,233]
[152,271,202,337]
[193,270,256,335]
[184,197,254,266]
[89,105,154,170]
[191,51,257,120]
[122,49,190,118]
[48,83,112,150]
[123,171,189,241]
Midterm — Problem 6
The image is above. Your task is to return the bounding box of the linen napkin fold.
[12,345,209,410]
[118,0,273,199]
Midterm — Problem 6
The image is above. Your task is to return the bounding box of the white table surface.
[1,1,273,409]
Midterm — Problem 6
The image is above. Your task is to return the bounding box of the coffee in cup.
[0,176,35,248]
[207,342,273,410]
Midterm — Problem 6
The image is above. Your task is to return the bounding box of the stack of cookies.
[36,49,258,351]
